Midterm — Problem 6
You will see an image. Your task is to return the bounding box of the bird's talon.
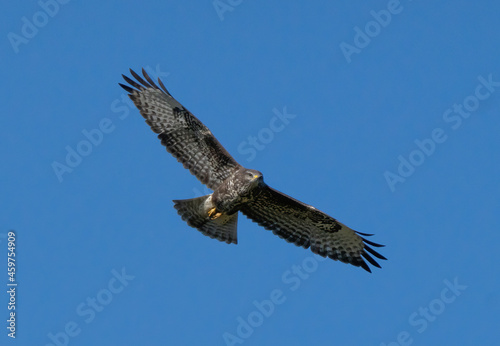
[208,207,222,220]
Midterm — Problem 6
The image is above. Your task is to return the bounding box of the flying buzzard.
[119,69,386,272]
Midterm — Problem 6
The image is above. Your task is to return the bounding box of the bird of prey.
[119,68,386,272]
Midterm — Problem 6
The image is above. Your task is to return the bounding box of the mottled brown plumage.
[120,68,386,272]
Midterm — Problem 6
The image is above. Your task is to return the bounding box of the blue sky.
[1,1,499,345]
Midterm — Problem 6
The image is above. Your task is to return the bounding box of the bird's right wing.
[240,185,386,272]
[120,69,241,190]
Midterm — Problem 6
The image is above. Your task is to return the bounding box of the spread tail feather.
[173,195,238,244]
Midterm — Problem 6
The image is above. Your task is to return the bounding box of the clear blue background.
[1,1,499,345]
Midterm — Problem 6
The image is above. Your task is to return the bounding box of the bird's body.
[120,69,386,272]
[211,168,263,214]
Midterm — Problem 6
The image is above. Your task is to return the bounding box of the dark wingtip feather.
[362,251,381,268]
[359,261,372,273]
[157,76,171,95]
[356,231,375,237]
[122,74,144,91]
[364,244,387,260]
[119,83,134,93]
[142,68,161,90]
[130,68,152,88]
[361,237,385,248]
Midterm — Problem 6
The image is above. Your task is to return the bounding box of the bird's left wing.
[240,185,386,272]
[120,69,241,190]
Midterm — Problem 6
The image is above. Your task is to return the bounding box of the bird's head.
[244,169,263,183]
[236,168,264,196]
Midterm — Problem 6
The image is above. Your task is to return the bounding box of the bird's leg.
[208,207,222,220]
